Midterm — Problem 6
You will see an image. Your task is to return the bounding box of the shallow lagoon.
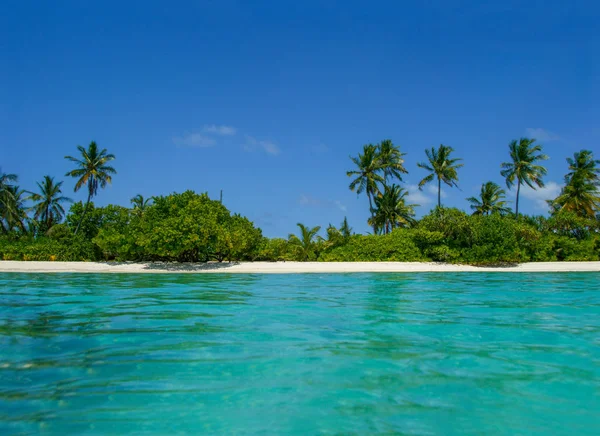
[1,273,599,435]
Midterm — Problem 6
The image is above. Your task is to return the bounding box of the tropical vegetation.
[1,137,599,264]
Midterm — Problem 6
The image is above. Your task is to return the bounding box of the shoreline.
[0,261,599,274]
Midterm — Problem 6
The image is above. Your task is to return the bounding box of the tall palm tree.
[65,141,116,234]
[551,178,600,218]
[417,144,463,207]
[565,149,600,185]
[467,182,511,216]
[2,185,28,233]
[377,139,408,183]
[288,223,321,261]
[500,138,548,216]
[550,150,600,217]
[369,184,417,234]
[131,194,152,217]
[347,144,385,232]
[27,176,72,230]
[0,169,18,233]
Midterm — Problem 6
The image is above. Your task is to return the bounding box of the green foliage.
[255,238,294,261]
[0,233,97,261]
[500,137,548,216]
[467,182,511,216]
[417,144,463,207]
[93,191,262,262]
[288,223,322,261]
[319,229,424,262]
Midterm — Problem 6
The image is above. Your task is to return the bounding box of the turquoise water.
[1,273,599,435]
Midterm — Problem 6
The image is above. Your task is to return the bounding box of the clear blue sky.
[1,1,598,237]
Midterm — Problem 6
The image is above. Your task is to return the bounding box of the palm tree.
[65,141,116,234]
[288,223,321,261]
[131,194,152,217]
[500,138,548,216]
[417,144,463,207]
[377,139,408,183]
[2,185,28,233]
[551,178,600,218]
[347,144,385,232]
[339,216,352,239]
[369,184,416,234]
[0,169,18,233]
[27,176,72,230]
[565,149,600,185]
[550,150,600,217]
[467,182,511,216]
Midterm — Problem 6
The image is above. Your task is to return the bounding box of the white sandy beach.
[0,261,599,273]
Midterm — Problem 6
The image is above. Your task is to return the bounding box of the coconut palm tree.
[130,194,152,217]
[500,138,548,216]
[417,144,463,208]
[467,182,511,216]
[27,176,72,230]
[347,144,385,231]
[377,139,408,183]
[339,216,352,239]
[565,150,600,185]
[369,184,417,234]
[288,223,321,261]
[550,150,600,217]
[0,169,18,233]
[65,141,116,234]
[2,185,28,233]
[551,178,600,218]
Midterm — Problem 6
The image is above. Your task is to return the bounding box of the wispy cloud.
[334,200,347,212]
[520,181,561,211]
[426,184,447,199]
[406,184,433,206]
[525,128,560,142]
[172,132,216,148]
[203,124,237,136]
[245,135,281,155]
[299,194,346,212]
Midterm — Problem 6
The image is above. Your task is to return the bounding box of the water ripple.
[1,272,599,435]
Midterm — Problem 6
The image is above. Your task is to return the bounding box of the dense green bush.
[319,229,424,261]
[93,191,263,262]
[0,235,98,261]
[2,199,598,264]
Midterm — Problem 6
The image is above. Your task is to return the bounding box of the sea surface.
[1,273,599,435]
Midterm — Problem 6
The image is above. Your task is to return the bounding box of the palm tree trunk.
[367,191,376,233]
[438,178,441,208]
[75,192,92,235]
[515,180,521,217]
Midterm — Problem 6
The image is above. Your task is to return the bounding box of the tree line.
[1,138,599,264]
[346,137,599,234]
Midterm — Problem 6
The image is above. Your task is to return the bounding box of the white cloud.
[426,184,447,198]
[525,128,560,142]
[406,184,433,206]
[203,124,237,136]
[520,181,562,211]
[172,132,216,148]
[299,194,346,212]
[299,194,319,206]
[334,200,347,212]
[245,136,281,155]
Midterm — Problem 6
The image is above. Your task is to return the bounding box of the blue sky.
[1,0,598,237]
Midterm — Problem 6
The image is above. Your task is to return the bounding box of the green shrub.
[319,229,424,262]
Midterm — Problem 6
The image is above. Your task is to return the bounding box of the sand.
[0,261,599,273]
